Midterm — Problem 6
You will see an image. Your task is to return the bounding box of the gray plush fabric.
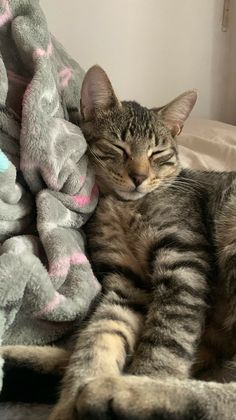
[0,0,101,412]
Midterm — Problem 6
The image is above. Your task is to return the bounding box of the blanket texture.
[0,0,101,403]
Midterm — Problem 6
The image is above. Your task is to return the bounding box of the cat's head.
[79,65,197,200]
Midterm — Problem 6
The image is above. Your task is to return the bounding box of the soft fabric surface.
[179,118,236,171]
[0,0,101,399]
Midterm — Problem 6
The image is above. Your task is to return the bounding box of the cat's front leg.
[49,271,149,420]
[127,228,211,379]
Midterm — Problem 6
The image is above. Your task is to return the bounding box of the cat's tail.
[0,345,70,375]
[0,345,71,403]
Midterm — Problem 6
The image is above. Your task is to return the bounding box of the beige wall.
[40,0,236,124]
[223,0,236,124]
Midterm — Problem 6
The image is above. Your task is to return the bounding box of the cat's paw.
[75,376,118,419]
[75,375,164,419]
[50,377,139,420]
[48,400,76,420]
[75,375,203,420]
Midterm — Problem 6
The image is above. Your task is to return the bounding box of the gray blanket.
[0,0,101,413]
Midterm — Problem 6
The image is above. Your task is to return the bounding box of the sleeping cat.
[2,65,236,419]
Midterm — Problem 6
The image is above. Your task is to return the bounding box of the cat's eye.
[100,155,116,161]
[96,141,129,162]
[113,144,129,158]
[150,150,174,164]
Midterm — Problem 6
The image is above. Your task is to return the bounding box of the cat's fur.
[2,66,236,419]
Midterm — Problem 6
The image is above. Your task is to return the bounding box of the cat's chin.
[115,190,146,201]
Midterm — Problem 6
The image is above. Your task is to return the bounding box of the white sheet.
[179,118,236,171]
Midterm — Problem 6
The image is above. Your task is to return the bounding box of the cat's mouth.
[96,173,152,200]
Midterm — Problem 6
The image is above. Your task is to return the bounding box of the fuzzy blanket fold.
[0,0,101,403]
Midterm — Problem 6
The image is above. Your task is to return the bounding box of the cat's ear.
[153,90,198,136]
[80,65,120,121]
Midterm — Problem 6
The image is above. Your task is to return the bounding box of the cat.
[2,65,236,420]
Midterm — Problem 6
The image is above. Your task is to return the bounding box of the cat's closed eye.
[151,150,175,164]
[112,144,129,159]
[96,141,129,161]
[99,154,116,161]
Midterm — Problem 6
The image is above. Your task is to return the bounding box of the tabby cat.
[2,66,236,419]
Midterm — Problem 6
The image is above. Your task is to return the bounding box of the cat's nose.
[130,173,148,187]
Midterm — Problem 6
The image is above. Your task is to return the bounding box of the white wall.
[40,0,236,124]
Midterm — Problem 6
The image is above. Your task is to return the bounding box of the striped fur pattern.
[50,168,236,419]
[5,66,236,419]
[47,66,236,419]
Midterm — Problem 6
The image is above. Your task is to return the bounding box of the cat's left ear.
[153,90,198,136]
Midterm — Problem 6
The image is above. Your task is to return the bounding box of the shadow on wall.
[211,0,236,125]
[224,0,236,125]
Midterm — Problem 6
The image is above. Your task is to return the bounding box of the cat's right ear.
[80,65,120,121]
[152,90,198,136]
